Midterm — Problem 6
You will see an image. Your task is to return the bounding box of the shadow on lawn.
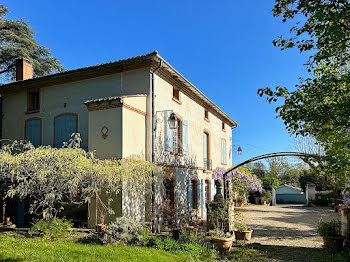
[248,243,349,262]
[0,256,24,262]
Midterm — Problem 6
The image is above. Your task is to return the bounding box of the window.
[27,89,40,112]
[54,113,78,148]
[171,118,182,154]
[173,88,180,102]
[221,139,226,164]
[204,110,209,120]
[205,180,210,202]
[191,180,198,209]
[222,122,225,131]
[25,118,41,147]
[164,178,175,209]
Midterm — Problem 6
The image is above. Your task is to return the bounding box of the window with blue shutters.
[25,118,41,147]
[54,113,78,148]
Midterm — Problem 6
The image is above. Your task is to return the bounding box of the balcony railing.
[203,158,212,171]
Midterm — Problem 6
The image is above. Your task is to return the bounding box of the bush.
[77,234,104,245]
[318,220,341,237]
[145,235,215,259]
[106,217,148,244]
[313,190,333,206]
[29,218,72,239]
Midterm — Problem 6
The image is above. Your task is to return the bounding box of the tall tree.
[0,5,64,82]
[244,161,267,179]
[258,0,350,189]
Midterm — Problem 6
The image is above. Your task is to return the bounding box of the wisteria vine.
[213,167,263,194]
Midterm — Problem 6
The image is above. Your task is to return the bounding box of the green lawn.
[0,233,190,262]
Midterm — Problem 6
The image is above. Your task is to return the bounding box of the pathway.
[237,204,341,262]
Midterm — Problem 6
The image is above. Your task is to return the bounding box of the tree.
[0,135,160,218]
[258,0,350,189]
[244,162,267,179]
[0,4,64,81]
[298,168,329,192]
[262,176,280,191]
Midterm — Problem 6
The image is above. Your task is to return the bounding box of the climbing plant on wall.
[0,134,160,218]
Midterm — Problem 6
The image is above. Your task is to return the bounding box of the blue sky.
[4,0,311,165]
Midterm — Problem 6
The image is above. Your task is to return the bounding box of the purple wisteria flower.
[213,167,263,193]
[343,192,350,208]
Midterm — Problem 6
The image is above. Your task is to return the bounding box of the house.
[0,51,238,228]
[275,184,306,204]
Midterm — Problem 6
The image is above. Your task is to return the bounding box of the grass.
[0,233,190,262]
[2,232,347,262]
[0,233,267,262]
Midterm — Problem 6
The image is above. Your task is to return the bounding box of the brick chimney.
[16,58,33,81]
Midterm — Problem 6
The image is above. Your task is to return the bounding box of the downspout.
[151,59,162,210]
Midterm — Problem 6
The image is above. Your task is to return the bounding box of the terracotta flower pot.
[96,224,106,232]
[211,236,235,253]
[323,236,344,250]
[234,230,253,241]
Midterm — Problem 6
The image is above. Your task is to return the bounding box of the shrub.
[145,235,215,259]
[235,223,250,232]
[29,218,72,239]
[106,217,148,244]
[77,234,104,245]
[318,220,341,237]
[313,190,333,206]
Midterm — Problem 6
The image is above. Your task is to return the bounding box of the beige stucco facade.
[0,52,237,227]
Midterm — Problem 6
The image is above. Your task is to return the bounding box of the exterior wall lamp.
[167,112,178,130]
[237,146,242,155]
[154,110,178,131]
[224,144,242,200]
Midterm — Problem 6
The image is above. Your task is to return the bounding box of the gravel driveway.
[238,204,339,248]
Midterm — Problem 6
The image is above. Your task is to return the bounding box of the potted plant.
[262,190,272,206]
[209,230,235,253]
[234,211,253,241]
[207,200,235,253]
[318,220,344,250]
[234,222,253,241]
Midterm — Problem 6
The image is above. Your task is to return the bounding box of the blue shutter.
[201,179,205,217]
[182,120,188,155]
[55,114,77,148]
[196,179,201,209]
[221,140,226,163]
[187,179,192,211]
[25,119,41,147]
[164,111,173,151]
[210,179,215,201]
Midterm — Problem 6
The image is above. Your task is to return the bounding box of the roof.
[84,94,147,105]
[0,51,238,127]
[276,184,303,192]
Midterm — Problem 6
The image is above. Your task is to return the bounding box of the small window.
[222,122,225,130]
[204,110,209,120]
[173,88,180,101]
[27,89,40,111]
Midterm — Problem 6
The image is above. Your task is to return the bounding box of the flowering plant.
[213,167,263,194]
[343,192,350,208]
